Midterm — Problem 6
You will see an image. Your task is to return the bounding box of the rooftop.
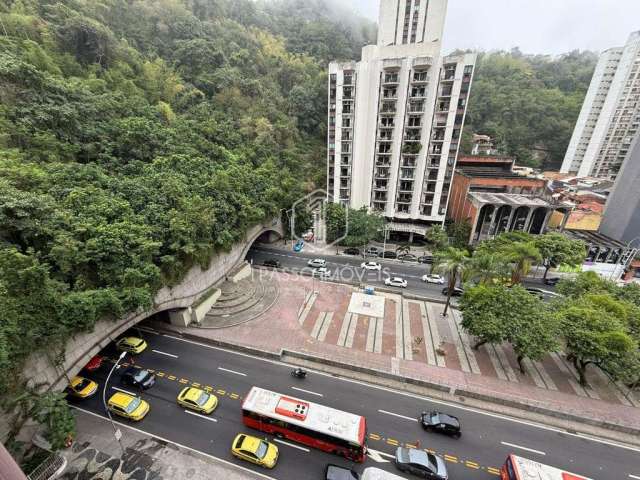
[468,192,560,208]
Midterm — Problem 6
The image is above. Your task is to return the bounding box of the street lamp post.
[103,351,127,457]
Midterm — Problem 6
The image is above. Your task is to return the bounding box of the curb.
[144,323,640,441]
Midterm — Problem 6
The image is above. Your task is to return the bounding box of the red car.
[83,355,104,372]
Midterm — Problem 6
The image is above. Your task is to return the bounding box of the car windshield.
[125,397,141,413]
[431,413,440,423]
[133,370,149,382]
[196,391,210,406]
[255,441,269,459]
[76,379,91,390]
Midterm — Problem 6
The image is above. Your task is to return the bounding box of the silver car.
[394,447,448,480]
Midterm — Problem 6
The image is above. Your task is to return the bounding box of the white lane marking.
[159,334,640,454]
[217,367,247,377]
[291,387,323,397]
[70,407,277,480]
[184,410,217,423]
[273,439,309,452]
[628,474,640,479]
[367,448,394,462]
[501,441,546,456]
[152,349,178,358]
[111,386,136,396]
[378,409,418,422]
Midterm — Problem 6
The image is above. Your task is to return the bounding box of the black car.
[398,254,418,262]
[121,367,155,390]
[395,447,448,480]
[419,411,461,438]
[418,255,434,264]
[441,286,464,297]
[379,251,397,259]
[263,259,281,268]
[343,248,361,256]
[544,277,560,286]
[325,464,359,480]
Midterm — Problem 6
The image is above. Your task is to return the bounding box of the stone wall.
[23,219,283,393]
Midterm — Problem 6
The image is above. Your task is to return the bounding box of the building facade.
[561,31,640,180]
[599,133,640,245]
[326,0,476,238]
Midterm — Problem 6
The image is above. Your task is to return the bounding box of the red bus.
[241,386,367,462]
[501,454,592,480]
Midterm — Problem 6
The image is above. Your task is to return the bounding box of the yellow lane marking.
[444,455,458,463]
[192,382,200,388]
[156,372,165,377]
[179,378,189,384]
[368,433,381,441]
[229,393,239,399]
[146,369,155,373]
[425,449,436,454]
[466,461,480,469]
[405,443,417,449]
[386,439,399,446]
[168,375,177,381]
[217,389,226,395]
[487,467,501,476]
[204,386,213,392]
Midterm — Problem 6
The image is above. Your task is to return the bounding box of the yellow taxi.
[107,392,150,421]
[116,337,148,354]
[177,387,218,414]
[231,434,278,469]
[67,376,98,398]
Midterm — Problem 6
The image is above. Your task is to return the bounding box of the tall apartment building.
[326,0,476,237]
[561,31,640,180]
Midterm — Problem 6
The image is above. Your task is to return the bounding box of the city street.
[69,330,640,480]
[246,245,558,299]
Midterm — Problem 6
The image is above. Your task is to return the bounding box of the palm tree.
[468,253,508,285]
[433,247,470,316]
[506,241,542,284]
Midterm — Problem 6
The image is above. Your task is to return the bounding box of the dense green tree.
[433,247,469,315]
[505,241,542,284]
[445,220,472,249]
[426,225,448,252]
[534,233,586,279]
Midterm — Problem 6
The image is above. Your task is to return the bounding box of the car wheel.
[455,432,462,439]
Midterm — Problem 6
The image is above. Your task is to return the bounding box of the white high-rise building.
[561,31,640,180]
[326,0,476,238]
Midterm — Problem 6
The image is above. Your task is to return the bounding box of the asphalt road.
[70,330,639,480]
[246,245,558,300]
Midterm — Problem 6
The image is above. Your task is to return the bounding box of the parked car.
[441,286,464,297]
[308,258,327,268]
[379,251,397,259]
[121,367,156,390]
[263,259,281,268]
[365,246,381,256]
[325,464,360,480]
[398,254,418,262]
[83,355,104,372]
[67,376,98,399]
[361,261,382,271]
[293,240,304,252]
[394,447,448,480]
[312,267,332,278]
[544,277,560,286]
[116,336,147,354]
[419,411,461,438]
[231,434,278,469]
[422,274,444,284]
[107,392,150,421]
[418,255,434,264]
[385,277,408,288]
[343,247,361,256]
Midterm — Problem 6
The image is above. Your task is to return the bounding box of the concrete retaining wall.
[191,289,221,325]
[23,219,283,393]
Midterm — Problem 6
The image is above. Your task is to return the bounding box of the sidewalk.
[155,270,640,447]
[61,408,267,480]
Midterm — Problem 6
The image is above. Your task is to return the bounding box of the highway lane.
[70,329,640,480]
[246,246,559,300]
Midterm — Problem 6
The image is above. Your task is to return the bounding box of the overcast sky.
[349,0,640,54]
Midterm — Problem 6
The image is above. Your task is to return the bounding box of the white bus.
[501,454,592,480]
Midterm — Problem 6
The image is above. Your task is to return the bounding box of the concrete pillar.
[540,209,553,233]
[487,205,499,237]
[523,208,535,233]
[409,231,414,243]
[505,207,516,232]
[469,205,483,243]
[559,210,571,232]
[169,308,191,327]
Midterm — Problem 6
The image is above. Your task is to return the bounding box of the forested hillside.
[0,0,371,424]
[463,49,598,169]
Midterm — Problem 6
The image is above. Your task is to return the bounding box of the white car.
[385,277,408,288]
[307,258,326,268]
[422,274,444,284]
[312,267,332,278]
[361,261,382,271]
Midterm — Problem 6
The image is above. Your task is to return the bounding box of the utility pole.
[103,351,127,457]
